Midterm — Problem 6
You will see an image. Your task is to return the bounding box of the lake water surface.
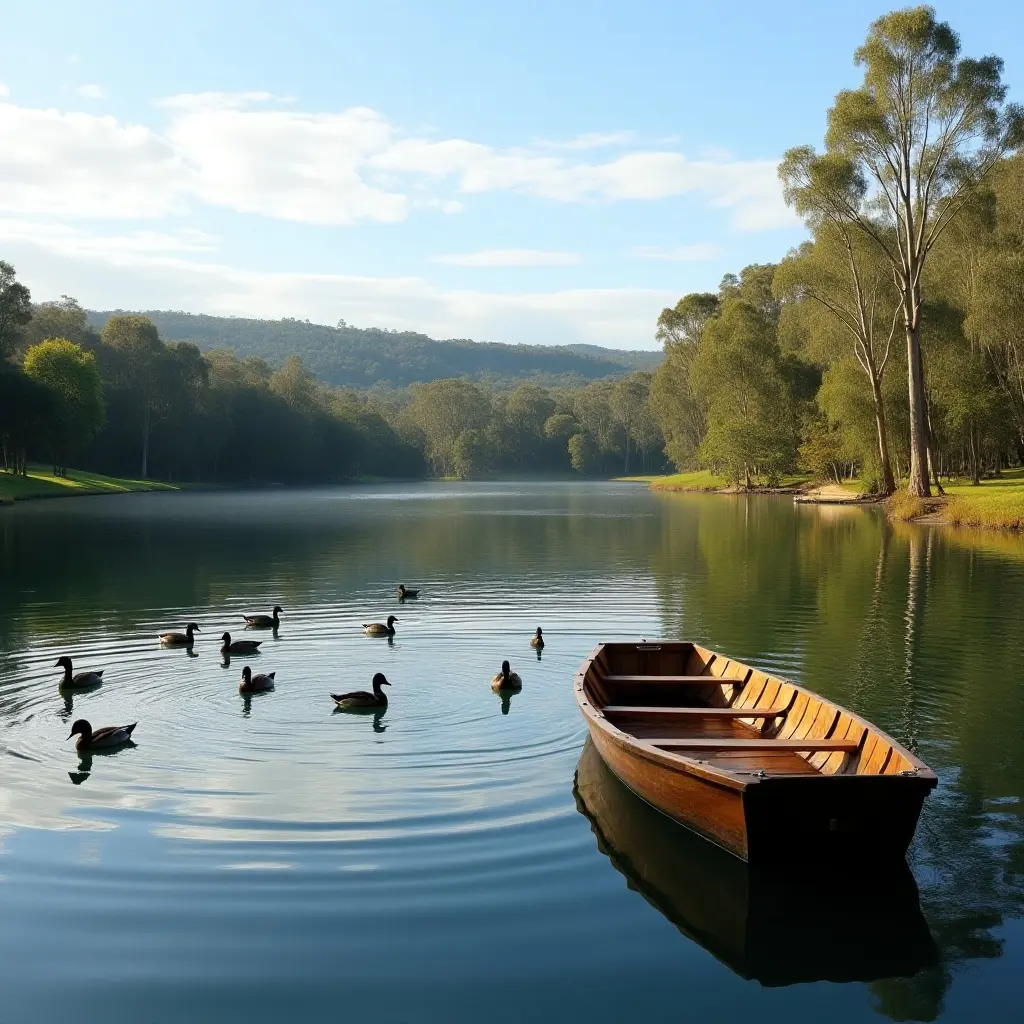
[1,481,1022,1022]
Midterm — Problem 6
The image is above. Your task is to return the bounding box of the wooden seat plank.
[604,705,786,718]
[603,674,747,685]
[648,738,862,752]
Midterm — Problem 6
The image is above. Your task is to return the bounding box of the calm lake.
[1,481,1022,1022]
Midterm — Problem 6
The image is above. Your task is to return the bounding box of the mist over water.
[1,482,1022,1022]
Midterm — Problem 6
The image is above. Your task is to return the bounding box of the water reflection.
[574,739,938,989]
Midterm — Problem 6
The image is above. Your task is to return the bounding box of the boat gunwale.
[575,641,938,790]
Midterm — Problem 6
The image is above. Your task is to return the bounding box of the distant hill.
[86,311,663,389]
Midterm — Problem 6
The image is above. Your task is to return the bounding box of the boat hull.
[577,641,937,863]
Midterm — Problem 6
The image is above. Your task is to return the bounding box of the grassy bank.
[619,469,813,492]
[0,466,179,505]
[886,469,1024,530]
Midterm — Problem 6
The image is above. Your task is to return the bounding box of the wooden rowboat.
[575,641,937,862]
[574,739,937,985]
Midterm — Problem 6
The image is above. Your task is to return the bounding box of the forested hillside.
[84,311,662,389]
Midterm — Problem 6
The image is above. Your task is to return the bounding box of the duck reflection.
[573,739,937,988]
[68,742,138,786]
[331,705,389,734]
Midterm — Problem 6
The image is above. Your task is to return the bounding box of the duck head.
[55,656,73,671]
[186,623,201,635]
[67,718,91,741]
[221,632,232,645]
[241,666,252,684]
[372,672,392,691]
[273,606,283,616]
[501,659,512,680]
[535,627,543,637]
[387,616,398,627]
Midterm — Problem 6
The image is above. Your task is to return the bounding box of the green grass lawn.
[942,469,1024,529]
[0,466,179,504]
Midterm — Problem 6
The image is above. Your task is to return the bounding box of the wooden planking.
[604,706,786,719]
[648,738,863,752]
[772,690,810,739]
[818,718,868,774]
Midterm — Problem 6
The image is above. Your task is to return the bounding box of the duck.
[332,672,391,710]
[491,660,523,692]
[239,665,276,693]
[67,719,137,751]
[159,622,201,646]
[221,631,262,654]
[530,627,545,649]
[397,585,420,600]
[55,656,103,690]
[242,605,283,629]
[363,615,398,637]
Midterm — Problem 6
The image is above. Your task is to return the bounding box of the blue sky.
[1,0,1021,349]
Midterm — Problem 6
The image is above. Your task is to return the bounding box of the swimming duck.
[55,656,103,690]
[332,672,391,710]
[530,627,545,649]
[239,665,276,693]
[491,660,523,692]
[221,631,262,654]
[67,719,137,751]
[242,605,283,629]
[159,622,201,646]
[363,615,398,637]
[397,585,420,600]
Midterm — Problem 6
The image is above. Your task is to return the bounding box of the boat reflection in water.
[574,739,938,987]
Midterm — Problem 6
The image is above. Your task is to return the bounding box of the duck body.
[239,666,276,693]
[160,622,200,646]
[491,660,523,692]
[530,627,545,649]
[363,615,398,637]
[397,585,420,599]
[221,631,262,654]
[332,673,391,710]
[68,719,137,751]
[243,605,282,629]
[55,657,103,690]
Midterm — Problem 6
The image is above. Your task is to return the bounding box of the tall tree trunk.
[869,371,896,495]
[140,398,151,479]
[623,423,631,475]
[905,321,931,497]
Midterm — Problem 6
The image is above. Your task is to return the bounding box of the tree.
[0,261,32,360]
[22,296,95,352]
[691,300,799,486]
[650,293,718,469]
[23,339,105,475]
[774,224,902,493]
[100,314,165,477]
[612,372,654,475]
[784,6,1024,495]
[568,433,595,473]
[405,378,489,477]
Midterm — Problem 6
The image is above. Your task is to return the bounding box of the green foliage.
[87,310,662,389]
[0,261,32,360]
[567,433,593,473]
[23,340,106,469]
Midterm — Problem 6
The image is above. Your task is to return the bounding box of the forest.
[2,8,1023,496]
[0,291,666,484]
[84,310,661,389]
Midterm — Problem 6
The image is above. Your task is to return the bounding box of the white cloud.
[0,83,9,98]
[0,102,185,218]
[534,131,636,151]
[0,218,216,261]
[77,84,105,99]
[432,249,581,267]
[0,92,794,231]
[629,243,721,262]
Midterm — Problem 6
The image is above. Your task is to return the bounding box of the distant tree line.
[651,7,1024,495]
[0,284,667,484]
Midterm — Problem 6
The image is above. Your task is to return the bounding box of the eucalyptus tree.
[649,293,718,469]
[781,5,1024,496]
[0,261,31,361]
[774,225,902,493]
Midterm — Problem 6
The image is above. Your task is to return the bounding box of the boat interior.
[582,642,920,779]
